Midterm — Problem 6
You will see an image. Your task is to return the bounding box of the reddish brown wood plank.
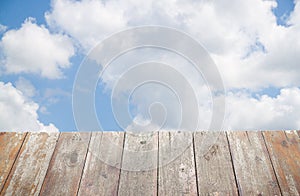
[227,131,281,195]
[0,132,26,192]
[1,132,59,196]
[263,131,300,195]
[118,132,158,196]
[194,132,238,195]
[78,132,124,196]
[40,132,90,196]
[158,132,197,195]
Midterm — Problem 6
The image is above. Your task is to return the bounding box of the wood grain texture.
[0,132,26,192]
[263,131,300,195]
[40,132,90,196]
[194,132,238,195]
[158,132,197,196]
[118,132,158,196]
[78,132,124,196]
[227,131,281,195]
[1,132,58,196]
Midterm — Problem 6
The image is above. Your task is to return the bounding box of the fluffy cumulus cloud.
[0,18,75,79]
[45,0,300,89]
[1,0,300,130]
[48,0,300,130]
[224,88,300,130]
[45,0,127,50]
[0,81,58,131]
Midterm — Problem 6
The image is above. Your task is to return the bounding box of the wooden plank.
[263,131,300,195]
[194,132,238,195]
[118,132,158,196]
[1,132,59,196]
[227,131,281,195]
[297,130,300,138]
[78,132,124,196]
[40,132,90,196]
[158,131,197,195]
[0,132,26,192]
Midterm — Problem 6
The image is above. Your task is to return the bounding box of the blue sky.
[0,0,300,131]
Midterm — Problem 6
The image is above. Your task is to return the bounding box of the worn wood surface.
[1,133,58,196]
[158,132,197,196]
[40,132,90,196]
[227,131,281,195]
[194,132,238,195]
[118,132,158,196]
[78,132,124,196]
[263,131,300,195]
[0,131,299,195]
[0,132,26,192]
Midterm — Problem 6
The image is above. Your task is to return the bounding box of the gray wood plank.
[40,132,90,196]
[158,131,197,196]
[118,132,158,196]
[194,131,238,195]
[1,132,58,196]
[0,132,26,192]
[227,131,281,195]
[263,131,300,195]
[78,132,124,196]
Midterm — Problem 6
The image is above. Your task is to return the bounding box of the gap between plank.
[116,131,127,196]
[38,132,61,196]
[261,131,283,196]
[156,131,159,196]
[225,132,241,196]
[76,132,93,196]
[0,132,28,194]
[192,133,200,196]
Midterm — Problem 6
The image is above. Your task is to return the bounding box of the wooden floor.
[0,131,299,196]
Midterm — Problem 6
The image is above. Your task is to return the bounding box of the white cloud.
[0,81,58,131]
[224,88,300,130]
[7,0,298,130]
[0,17,75,79]
[0,24,7,34]
[45,0,300,89]
[15,77,36,97]
[45,0,127,50]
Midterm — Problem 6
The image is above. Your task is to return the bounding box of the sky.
[0,0,299,132]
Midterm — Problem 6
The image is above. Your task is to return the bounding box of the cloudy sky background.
[0,0,299,131]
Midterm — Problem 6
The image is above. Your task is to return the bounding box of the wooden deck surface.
[0,131,299,195]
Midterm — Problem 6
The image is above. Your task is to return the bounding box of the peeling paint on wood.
[263,131,300,195]
[118,132,158,196]
[78,132,124,196]
[227,131,281,195]
[0,131,299,195]
[194,132,238,195]
[1,132,58,196]
[39,132,90,196]
[158,132,197,196]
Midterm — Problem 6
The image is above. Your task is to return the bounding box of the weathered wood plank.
[194,131,238,195]
[227,131,281,195]
[78,132,124,196]
[118,132,158,196]
[263,131,300,195]
[40,132,90,196]
[0,132,26,192]
[297,130,300,138]
[158,131,197,196]
[1,132,59,196]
